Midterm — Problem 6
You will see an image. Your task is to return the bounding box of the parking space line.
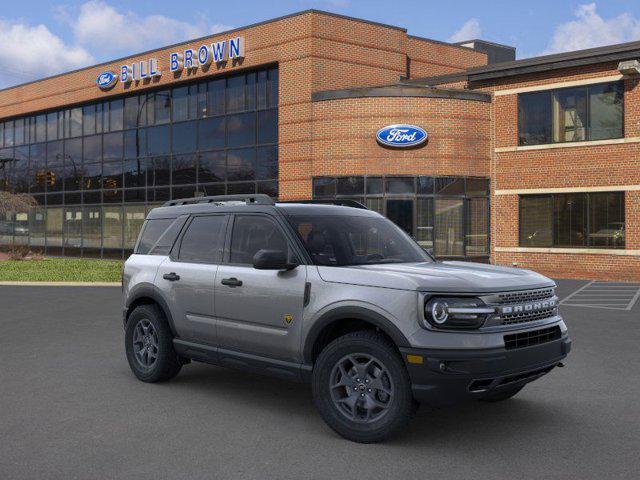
[560,280,640,310]
[560,281,595,304]
[625,286,640,311]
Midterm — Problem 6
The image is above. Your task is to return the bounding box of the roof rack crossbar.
[279,199,368,209]
[163,194,275,207]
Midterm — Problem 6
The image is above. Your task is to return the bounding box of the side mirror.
[252,249,298,270]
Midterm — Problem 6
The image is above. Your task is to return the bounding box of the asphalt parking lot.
[1,280,639,480]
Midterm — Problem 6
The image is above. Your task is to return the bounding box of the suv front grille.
[493,288,557,326]
[501,307,557,325]
[504,326,561,350]
[497,288,555,304]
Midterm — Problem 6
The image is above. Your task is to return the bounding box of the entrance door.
[386,199,414,236]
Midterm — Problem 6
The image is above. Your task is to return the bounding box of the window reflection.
[0,67,278,257]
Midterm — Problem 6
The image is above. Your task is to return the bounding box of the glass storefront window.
[124,205,146,250]
[103,206,123,255]
[46,207,63,255]
[416,198,433,250]
[198,117,225,150]
[386,177,414,195]
[313,175,489,259]
[435,198,464,257]
[0,67,278,258]
[466,198,488,256]
[29,207,46,249]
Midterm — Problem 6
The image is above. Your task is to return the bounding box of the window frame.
[223,212,306,266]
[517,81,624,146]
[172,213,229,264]
[518,192,625,249]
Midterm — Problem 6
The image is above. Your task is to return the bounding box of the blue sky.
[1,0,640,88]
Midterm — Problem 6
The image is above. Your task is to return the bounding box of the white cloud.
[0,20,93,88]
[448,18,481,43]
[542,3,640,54]
[68,1,232,57]
[0,1,235,88]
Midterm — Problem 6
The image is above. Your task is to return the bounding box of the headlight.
[423,297,495,330]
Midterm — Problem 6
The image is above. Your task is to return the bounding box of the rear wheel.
[312,331,417,443]
[478,385,524,403]
[125,304,182,383]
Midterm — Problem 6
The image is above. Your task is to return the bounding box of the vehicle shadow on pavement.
[141,362,573,445]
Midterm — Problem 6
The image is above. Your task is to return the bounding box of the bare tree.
[0,191,37,216]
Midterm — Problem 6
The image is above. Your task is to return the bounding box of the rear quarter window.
[135,217,185,255]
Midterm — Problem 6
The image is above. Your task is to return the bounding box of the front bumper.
[400,334,571,407]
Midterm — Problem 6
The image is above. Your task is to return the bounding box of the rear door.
[214,213,307,362]
[156,214,229,345]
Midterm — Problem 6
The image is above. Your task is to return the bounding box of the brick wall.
[309,95,491,185]
[480,63,640,281]
[406,37,487,79]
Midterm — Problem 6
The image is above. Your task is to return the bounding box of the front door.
[214,214,307,362]
[386,199,414,236]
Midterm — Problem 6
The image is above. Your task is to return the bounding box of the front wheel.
[312,331,417,443]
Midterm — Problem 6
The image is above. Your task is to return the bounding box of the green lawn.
[0,258,123,282]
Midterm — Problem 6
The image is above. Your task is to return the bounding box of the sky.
[1,0,640,88]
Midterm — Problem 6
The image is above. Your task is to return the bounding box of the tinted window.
[178,215,227,263]
[230,215,289,264]
[288,215,429,266]
[135,218,173,254]
[519,192,624,248]
[589,83,623,140]
[518,82,623,145]
[518,91,552,145]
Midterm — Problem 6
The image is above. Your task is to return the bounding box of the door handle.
[221,277,243,287]
[163,272,180,281]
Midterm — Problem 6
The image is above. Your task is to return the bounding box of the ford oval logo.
[376,124,428,148]
[96,71,118,90]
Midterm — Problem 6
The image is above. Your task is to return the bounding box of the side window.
[135,218,174,254]
[178,215,227,263]
[229,215,292,264]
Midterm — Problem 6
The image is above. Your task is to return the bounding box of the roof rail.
[163,194,275,207]
[278,199,369,209]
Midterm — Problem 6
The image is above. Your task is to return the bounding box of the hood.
[316,261,554,293]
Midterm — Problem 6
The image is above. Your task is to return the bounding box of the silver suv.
[122,194,571,443]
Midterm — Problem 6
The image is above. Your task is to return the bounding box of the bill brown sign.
[97,36,245,89]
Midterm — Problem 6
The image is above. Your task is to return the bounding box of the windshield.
[287,214,432,266]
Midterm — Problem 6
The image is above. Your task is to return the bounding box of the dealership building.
[0,10,639,281]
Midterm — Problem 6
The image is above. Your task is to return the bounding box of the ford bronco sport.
[122,194,571,443]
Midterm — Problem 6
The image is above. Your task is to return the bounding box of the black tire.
[125,304,182,383]
[478,385,524,403]
[312,331,418,443]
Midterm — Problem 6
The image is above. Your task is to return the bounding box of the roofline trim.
[312,85,491,102]
[493,73,624,96]
[0,9,407,95]
[453,39,516,51]
[406,34,480,53]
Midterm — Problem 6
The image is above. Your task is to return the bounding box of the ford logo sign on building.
[376,124,428,148]
[96,71,118,90]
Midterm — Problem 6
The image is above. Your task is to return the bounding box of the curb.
[0,281,121,287]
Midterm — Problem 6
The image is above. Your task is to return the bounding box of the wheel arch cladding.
[303,306,410,364]
[125,285,177,336]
